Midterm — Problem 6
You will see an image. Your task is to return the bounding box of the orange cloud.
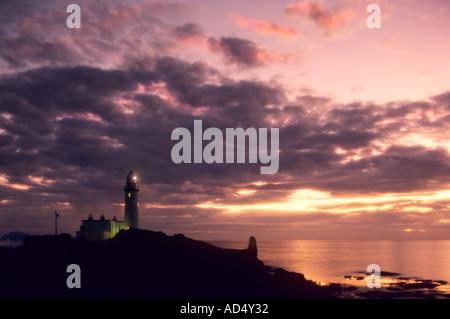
[285,2,356,34]
[232,14,300,39]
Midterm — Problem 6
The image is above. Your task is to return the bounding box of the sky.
[1,0,450,240]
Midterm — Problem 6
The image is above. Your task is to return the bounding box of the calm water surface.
[0,240,23,248]
[208,240,450,287]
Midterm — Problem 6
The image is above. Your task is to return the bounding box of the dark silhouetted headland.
[0,229,344,299]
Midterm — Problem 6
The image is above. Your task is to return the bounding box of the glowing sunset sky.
[1,0,450,240]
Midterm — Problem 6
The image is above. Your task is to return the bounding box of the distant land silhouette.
[0,229,448,299]
[0,232,29,242]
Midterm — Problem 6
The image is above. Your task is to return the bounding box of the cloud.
[167,22,292,68]
[0,0,291,71]
[285,1,356,36]
[231,14,300,39]
[207,36,289,67]
[0,0,189,69]
[2,61,450,198]
[169,23,205,44]
[0,36,78,68]
[0,58,286,198]
[2,59,450,238]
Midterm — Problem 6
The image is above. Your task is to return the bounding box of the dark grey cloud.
[169,23,204,41]
[207,36,268,67]
[432,91,450,108]
[0,59,284,219]
[0,36,78,68]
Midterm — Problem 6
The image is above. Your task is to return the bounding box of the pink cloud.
[232,14,300,39]
[285,1,356,35]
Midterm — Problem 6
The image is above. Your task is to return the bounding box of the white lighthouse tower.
[124,170,139,229]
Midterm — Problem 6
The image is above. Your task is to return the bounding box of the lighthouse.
[124,170,139,229]
[76,171,139,241]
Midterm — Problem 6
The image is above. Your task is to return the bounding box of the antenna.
[54,211,59,236]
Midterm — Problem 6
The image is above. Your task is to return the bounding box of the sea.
[208,240,450,293]
[0,240,23,248]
